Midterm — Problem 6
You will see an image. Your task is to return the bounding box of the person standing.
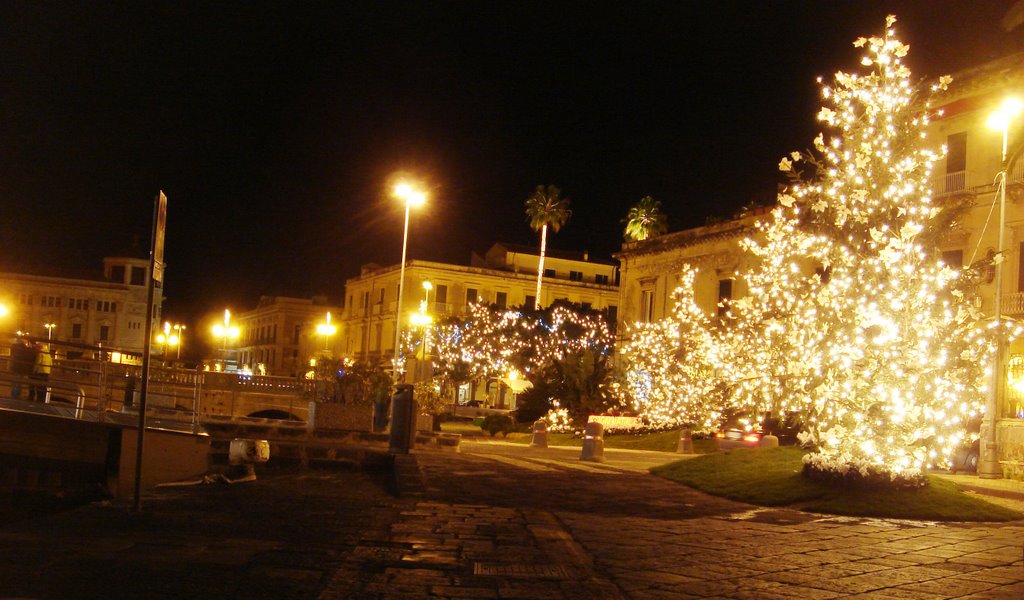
[28,343,51,402]
[9,338,36,399]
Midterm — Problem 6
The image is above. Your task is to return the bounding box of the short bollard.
[676,427,695,454]
[530,420,548,448]
[580,421,605,462]
[759,434,779,448]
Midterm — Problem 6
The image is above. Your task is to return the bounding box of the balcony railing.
[935,170,973,196]
[1001,292,1024,316]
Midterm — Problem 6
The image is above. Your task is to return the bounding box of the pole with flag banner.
[133,191,167,512]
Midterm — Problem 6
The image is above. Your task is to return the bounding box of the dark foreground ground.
[1,441,1022,599]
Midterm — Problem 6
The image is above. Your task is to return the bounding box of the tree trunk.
[535,224,547,309]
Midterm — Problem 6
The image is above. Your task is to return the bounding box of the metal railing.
[0,352,318,431]
[936,170,973,196]
[1003,292,1024,316]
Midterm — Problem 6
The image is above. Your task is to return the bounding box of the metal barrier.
[0,353,319,430]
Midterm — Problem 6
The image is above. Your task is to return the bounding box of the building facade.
[340,243,619,404]
[233,295,343,377]
[0,256,159,358]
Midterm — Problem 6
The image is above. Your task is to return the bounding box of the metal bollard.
[580,421,605,462]
[373,394,389,433]
[676,426,695,454]
[530,420,548,448]
[388,384,417,454]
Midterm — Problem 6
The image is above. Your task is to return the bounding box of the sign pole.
[133,191,167,512]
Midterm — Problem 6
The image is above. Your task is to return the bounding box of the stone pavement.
[0,441,1022,599]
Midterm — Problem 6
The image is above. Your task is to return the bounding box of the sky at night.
[1,1,1022,327]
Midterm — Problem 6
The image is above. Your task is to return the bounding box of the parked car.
[950,439,980,474]
[714,428,764,449]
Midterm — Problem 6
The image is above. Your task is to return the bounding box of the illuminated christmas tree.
[735,16,1006,483]
[625,16,1015,484]
[622,265,728,429]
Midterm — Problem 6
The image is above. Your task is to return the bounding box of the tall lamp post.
[391,181,427,383]
[173,324,186,360]
[981,97,1023,479]
[316,311,337,352]
[212,309,240,371]
[43,322,56,342]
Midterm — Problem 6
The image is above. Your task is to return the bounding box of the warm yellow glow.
[987,97,1023,131]
[409,312,433,327]
[394,182,427,206]
[0,304,7,318]
[316,312,337,336]
[422,281,432,291]
[212,309,240,340]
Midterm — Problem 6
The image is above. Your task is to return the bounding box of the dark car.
[950,439,980,474]
[715,428,764,449]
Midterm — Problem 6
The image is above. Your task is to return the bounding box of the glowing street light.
[43,322,56,341]
[391,179,427,382]
[0,303,8,318]
[316,311,337,351]
[155,321,180,359]
[212,309,240,367]
[980,97,1023,479]
[172,323,186,359]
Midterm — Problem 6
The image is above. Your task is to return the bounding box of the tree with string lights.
[625,16,1015,485]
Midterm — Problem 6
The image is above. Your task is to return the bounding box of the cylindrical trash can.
[388,384,417,454]
[580,421,605,462]
[530,420,548,448]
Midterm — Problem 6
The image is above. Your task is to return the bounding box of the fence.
[0,340,318,428]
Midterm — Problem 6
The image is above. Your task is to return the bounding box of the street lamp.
[316,311,337,352]
[212,309,240,369]
[391,180,427,382]
[980,97,1023,479]
[155,321,180,360]
[43,322,56,341]
[172,324,186,359]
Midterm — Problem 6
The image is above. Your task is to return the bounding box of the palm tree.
[524,185,572,310]
[622,196,668,241]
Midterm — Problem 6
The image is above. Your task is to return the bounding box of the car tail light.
[743,433,761,443]
[715,431,725,439]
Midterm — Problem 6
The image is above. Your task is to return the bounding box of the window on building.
[946,132,967,173]
[374,324,383,351]
[109,264,124,284]
[435,284,448,304]
[378,288,385,304]
[362,291,369,308]
[544,268,556,278]
[595,274,609,285]
[718,279,734,317]
[130,266,146,286]
[569,270,583,281]
[72,323,83,339]
[942,249,964,269]
[466,288,478,304]
[99,325,110,341]
[294,324,302,345]
[495,292,507,309]
[347,295,353,314]
[525,295,536,308]
[607,305,618,327]
[640,289,655,322]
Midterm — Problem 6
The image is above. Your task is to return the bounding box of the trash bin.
[388,384,417,454]
[530,420,548,448]
[580,421,605,462]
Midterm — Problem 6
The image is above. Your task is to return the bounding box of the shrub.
[481,414,515,437]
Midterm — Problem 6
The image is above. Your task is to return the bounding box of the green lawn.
[652,446,1023,521]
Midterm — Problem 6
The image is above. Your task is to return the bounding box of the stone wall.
[314,403,373,432]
